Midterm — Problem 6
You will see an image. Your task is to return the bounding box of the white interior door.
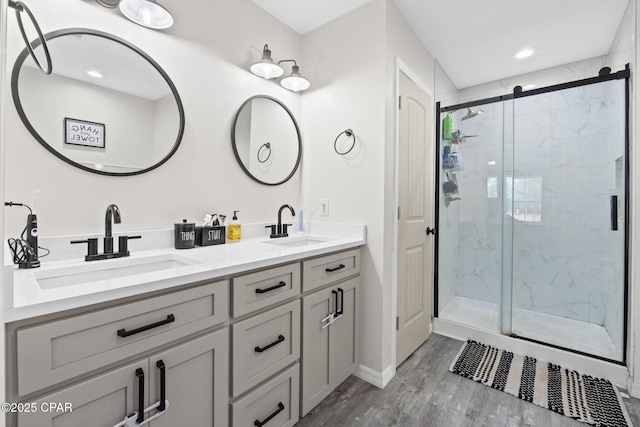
[396,70,434,367]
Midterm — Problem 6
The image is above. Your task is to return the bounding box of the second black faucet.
[266,204,296,238]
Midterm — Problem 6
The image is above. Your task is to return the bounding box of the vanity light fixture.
[250,45,284,79]
[279,60,311,92]
[119,0,174,29]
[94,0,174,29]
[250,44,311,92]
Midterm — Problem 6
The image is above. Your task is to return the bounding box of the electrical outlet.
[320,199,329,216]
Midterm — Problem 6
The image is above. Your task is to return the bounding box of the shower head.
[460,107,484,121]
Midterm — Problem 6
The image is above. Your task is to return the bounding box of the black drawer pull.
[157,360,166,412]
[254,402,285,426]
[325,264,345,273]
[255,335,285,353]
[256,281,286,294]
[117,314,175,338]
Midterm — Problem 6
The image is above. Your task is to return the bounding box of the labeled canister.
[174,219,196,249]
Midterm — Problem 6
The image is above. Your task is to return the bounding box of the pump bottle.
[228,210,242,241]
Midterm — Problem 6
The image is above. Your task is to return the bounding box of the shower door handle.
[611,195,618,231]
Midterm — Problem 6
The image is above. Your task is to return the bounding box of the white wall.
[301,0,387,376]
[301,0,436,383]
[4,0,303,237]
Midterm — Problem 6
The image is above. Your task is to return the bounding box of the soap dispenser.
[228,210,241,241]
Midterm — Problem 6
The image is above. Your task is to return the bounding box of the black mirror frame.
[11,28,185,177]
[231,95,302,186]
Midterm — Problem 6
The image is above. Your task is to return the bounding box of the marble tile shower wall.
[450,102,505,306]
[511,84,613,324]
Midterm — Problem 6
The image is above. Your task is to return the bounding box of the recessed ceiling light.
[86,70,104,78]
[515,49,535,59]
[523,84,536,90]
[487,160,496,166]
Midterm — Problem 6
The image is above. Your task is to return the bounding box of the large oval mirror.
[11,29,184,176]
[231,95,301,185]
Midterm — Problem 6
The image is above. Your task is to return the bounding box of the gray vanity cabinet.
[17,329,229,427]
[7,281,229,427]
[301,275,360,416]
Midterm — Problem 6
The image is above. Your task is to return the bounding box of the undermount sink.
[33,253,201,290]
[264,236,333,247]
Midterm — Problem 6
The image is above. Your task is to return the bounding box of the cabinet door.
[329,277,360,387]
[17,359,146,427]
[148,329,229,427]
[300,287,334,416]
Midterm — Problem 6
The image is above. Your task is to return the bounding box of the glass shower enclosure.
[435,69,629,363]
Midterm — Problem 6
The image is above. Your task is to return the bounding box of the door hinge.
[398,96,402,110]
[396,316,399,331]
[397,206,400,220]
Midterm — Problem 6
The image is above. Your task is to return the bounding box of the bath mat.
[449,340,633,427]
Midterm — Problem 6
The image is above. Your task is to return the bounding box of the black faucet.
[70,204,141,261]
[266,204,296,238]
[104,204,121,254]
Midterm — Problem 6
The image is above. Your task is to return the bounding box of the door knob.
[426,227,436,236]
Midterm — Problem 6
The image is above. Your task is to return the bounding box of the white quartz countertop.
[4,222,366,322]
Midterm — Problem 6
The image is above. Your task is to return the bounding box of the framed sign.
[64,118,105,148]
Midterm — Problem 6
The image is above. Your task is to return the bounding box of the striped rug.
[449,340,633,426]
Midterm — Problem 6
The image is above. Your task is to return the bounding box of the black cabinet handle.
[611,195,618,231]
[254,402,285,426]
[337,288,344,316]
[326,264,345,273]
[135,368,145,424]
[255,281,286,294]
[156,360,166,412]
[117,314,175,337]
[254,335,285,353]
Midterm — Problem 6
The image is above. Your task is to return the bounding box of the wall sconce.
[250,45,284,79]
[250,44,311,92]
[95,0,174,29]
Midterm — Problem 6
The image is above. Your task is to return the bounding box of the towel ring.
[334,129,356,155]
[257,142,271,163]
[9,1,52,75]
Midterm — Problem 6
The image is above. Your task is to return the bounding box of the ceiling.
[251,0,372,35]
[251,0,630,89]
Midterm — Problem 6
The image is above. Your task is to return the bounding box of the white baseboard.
[353,364,395,389]
[631,381,640,398]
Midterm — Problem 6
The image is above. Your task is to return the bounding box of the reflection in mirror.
[11,29,184,176]
[231,95,301,186]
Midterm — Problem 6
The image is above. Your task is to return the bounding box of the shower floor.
[439,296,621,361]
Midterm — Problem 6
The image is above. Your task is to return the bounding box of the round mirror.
[231,95,301,185]
[11,29,184,176]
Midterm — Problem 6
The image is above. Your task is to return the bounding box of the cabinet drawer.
[16,280,228,397]
[302,249,360,292]
[231,363,299,427]
[231,300,300,397]
[232,263,300,317]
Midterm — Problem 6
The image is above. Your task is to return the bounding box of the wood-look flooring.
[296,334,640,426]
